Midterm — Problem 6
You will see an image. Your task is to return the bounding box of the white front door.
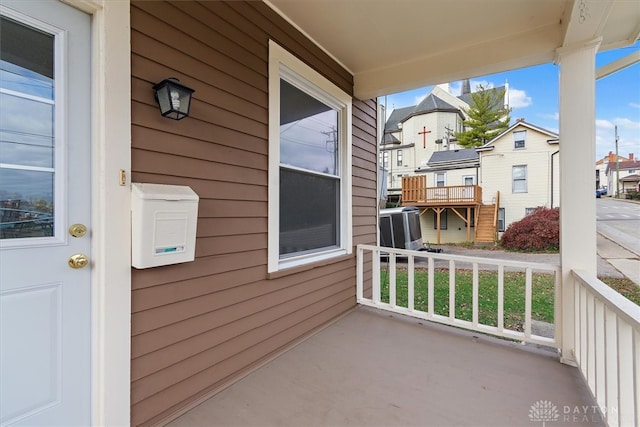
[0,1,92,425]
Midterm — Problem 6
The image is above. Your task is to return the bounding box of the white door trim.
[62,1,132,425]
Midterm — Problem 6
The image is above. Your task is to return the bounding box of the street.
[597,197,640,256]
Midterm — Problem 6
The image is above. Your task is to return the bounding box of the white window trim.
[436,172,446,187]
[268,40,352,273]
[512,164,528,193]
[462,175,475,185]
[514,130,526,149]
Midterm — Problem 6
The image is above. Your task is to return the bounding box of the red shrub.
[500,207,559,251]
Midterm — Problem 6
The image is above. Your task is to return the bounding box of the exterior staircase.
[475,204,497,243]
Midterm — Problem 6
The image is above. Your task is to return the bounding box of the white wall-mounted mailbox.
[131,183,199,269]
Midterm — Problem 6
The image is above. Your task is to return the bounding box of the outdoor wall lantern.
[153,78,195,120]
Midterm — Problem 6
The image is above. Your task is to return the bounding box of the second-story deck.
[401,175,482,207]
[400,175,498,243]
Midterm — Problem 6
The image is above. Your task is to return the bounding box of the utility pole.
[615,125,620,198]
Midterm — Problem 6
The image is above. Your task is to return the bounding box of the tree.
[454,85,511,148]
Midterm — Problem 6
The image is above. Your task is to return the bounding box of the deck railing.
[401,176,482,205]
[571,269,640,427]
[356,244,560,347]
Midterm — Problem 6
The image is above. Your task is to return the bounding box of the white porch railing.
[571,269,640,427]
[356,244,561,347]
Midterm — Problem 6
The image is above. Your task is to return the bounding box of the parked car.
[596,189,602,198]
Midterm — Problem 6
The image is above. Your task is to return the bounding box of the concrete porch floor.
[167,306,602,427]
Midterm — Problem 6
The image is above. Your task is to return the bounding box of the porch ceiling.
[266,0,640,99]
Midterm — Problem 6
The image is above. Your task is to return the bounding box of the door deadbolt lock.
[69,224,88,238]
[68,253,89,269]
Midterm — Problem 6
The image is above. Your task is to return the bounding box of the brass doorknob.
[68,253,89,269]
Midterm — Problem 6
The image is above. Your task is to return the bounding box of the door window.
[0,17,57,240]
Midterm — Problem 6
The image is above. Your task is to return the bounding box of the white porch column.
[556,39,601,365]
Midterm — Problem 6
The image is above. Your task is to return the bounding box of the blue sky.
[381,42,640,161]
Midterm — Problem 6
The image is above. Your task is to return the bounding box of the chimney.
[630,153,635,161]
[608,151,615,163]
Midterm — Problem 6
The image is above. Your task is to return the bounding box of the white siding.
[479,125,559,231]
[420,207,476,244]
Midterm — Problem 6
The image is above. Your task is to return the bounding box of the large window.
[268,41,352,272]
[512,165,527,193]
[397,149,403,166]
[436,172,446,187]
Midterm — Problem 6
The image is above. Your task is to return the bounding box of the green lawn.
[379,268,555,331]
[599,276,640,305]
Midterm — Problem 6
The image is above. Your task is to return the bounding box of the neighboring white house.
[596,151,630,193]
[606,155,640,196]
[403,120,561,244]
[477,120,560,235]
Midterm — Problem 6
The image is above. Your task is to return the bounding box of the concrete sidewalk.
[597,233,640,285]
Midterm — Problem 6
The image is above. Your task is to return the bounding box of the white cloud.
[509,88,532,109]
[538,112,559,121]
[630,102,640,109]
[596,119,614,130]
[612,117,640,130]
[413,94,426,105]
[595,117,640,160]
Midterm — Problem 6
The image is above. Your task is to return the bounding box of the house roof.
[596,154,630,166]
[421,149,480,172]
[384,85,510,132]
[384,93,461,131]
[268,1,640,99]
[606,160,640,174]
[620,174,640,182]
[428,149,479,166]
[384,106,414,132]
[477,120,559,151]
[413,94,459,116]
[381,132,401,145]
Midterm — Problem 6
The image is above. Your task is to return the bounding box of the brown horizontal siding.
[132,260,355,356]
[131,265,265,312]
[130,1,375,425]
[131,277,355,397]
